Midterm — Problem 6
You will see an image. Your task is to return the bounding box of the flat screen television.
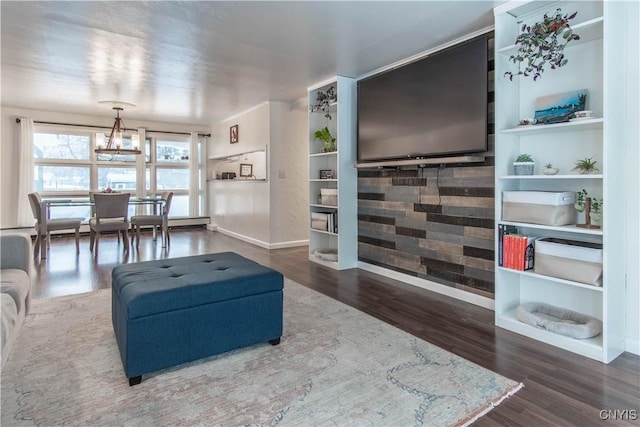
[357,35,488,162]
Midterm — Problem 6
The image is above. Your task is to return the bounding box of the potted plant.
[573,157,599,174]
[589,197,602,226]
[514,153,535,175]
[310,86,337,120]
[542,163,559,175]
[314,127,336,152]
[504,8,580,81]
[575,188,588,224]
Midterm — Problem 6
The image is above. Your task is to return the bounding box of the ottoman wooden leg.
[129,376,142,386]
[269,338,281,345]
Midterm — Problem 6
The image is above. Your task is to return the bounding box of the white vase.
[576,209,586,225]
[542,167,559,175]
[590,211,602,227]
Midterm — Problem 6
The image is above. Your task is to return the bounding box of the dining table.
[39,195,168,258]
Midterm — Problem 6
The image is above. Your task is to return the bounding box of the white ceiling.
[1,1,503,126]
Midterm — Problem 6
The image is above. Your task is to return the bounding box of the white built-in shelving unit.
[307,77,357,270]
[493,0,627,363]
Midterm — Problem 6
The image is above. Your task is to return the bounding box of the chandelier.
[95,102,141,155]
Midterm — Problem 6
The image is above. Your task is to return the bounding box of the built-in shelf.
[309,179,338,183]
[310,203,338,209]
[496,310,603,360]
[500,118,603,135]
[309,228,337,236]
[499,174,603,180]
[499,220,603,236]
[497,17,603,56]
[310,152,338,158]
[497,267,604,292]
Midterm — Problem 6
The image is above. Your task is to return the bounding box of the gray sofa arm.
[0,233,32,275]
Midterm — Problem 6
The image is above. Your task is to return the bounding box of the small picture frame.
[240,163,253,177]
[230,124,239,144]
[319,169,334,179]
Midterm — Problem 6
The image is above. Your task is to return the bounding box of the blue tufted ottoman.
[111,252,283,385]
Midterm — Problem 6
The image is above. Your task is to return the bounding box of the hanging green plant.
[310,86,337,120]
[505,8,580,81]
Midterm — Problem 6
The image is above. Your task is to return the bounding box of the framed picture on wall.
[240,163,253,177]
[230,124,239,144]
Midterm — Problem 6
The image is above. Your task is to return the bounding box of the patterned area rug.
[2,279,522,426]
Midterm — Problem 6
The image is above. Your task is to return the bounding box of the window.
[97,166,137,191]
[33,126,204,221]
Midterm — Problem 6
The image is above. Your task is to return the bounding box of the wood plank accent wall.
[357,35,496,298]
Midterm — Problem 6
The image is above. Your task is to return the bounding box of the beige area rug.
[2,278,522,426]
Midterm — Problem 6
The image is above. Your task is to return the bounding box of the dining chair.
[89,193,130,255]
[28,192,82,259]
[130,192,174,248]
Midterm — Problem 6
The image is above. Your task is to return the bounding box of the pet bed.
[516,302,602,339]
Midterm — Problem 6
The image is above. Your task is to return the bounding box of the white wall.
[0,106,209,229]
[623,0,640,354]
[268,102,308,246]
[209,103,271,243]
[208,101,308,248]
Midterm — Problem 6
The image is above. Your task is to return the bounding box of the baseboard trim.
[214,227,307,250]
[358,261,495,310]
[626,338,640,355]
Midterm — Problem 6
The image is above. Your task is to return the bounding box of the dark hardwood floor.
[32,228,640,426]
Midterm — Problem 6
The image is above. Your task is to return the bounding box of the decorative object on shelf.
[94,101,141,155]
[516,302,602,339]
[589,197,602,227]
[319,169,334,179]
[504,8,580,81]
[518,118,536,126]
[320,188,338,206]
[230,124,239,144]
[542,163,559,175]
[576,194,601,229]
[239,163,253,177]
[513,153,535,175]
[572,110,594,120]
[534,89,587,124]
[575,188,588,224]
[309,86,337,119]
[314,127,336,153]
[572,156,599,174]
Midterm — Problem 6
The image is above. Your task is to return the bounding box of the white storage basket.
[502,191,576,226]
[534,238,603,286]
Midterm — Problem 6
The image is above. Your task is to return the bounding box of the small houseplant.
[514,153,535,175]
[505,8,580,81]
[589,197,602,226]
[310,86,337,119]
[573,157,599,174]
[542,163,559,175]
[575,188,588,224]
[314,127,336,152]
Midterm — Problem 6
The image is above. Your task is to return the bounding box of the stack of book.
[310,210,338,233]
[498,224,536,271]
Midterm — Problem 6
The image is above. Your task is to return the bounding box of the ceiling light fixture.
[95,101,141,155]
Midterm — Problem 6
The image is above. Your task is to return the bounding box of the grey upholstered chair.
[28,192,81,259]
[130,191,173,248]
[89,193,130,255]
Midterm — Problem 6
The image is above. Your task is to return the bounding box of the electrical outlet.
[278,170,286,179]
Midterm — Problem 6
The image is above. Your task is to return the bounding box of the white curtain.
[17,117,34,227]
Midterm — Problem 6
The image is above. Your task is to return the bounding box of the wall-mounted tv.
[357,35,488,162]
